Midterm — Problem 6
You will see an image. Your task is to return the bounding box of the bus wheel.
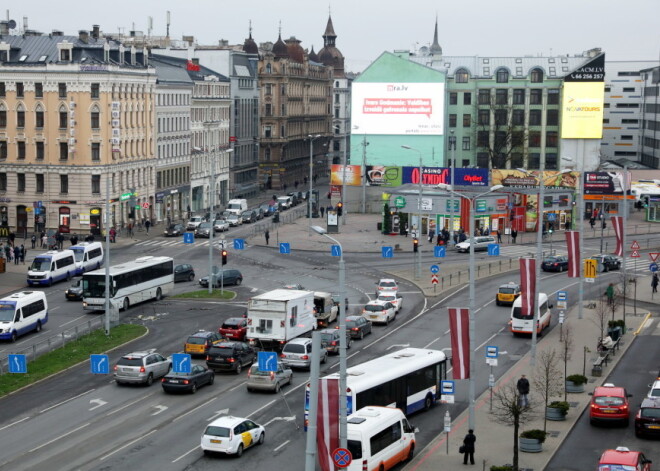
[11,331,17,342]
[123,298,130,311]
[66,272,71,281]
[406,444,415,461]
[424,394,433,411]
[35,321,42,333]
[48,278,53,287]
[155,288,162,301]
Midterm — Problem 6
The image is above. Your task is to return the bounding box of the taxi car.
[496,282,521,306]
[598,446,652,471]
[184,330,224,357]
[589,383,632,426]
[201,416,265,457]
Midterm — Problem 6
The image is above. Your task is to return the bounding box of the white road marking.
[49,306,60,312]
[40,389,95,413]
[151,405,168,415]
[105,394,152,416]
[29,422,90,453]
[229,381,246,392]
[263,416,296,426]
[274,440,290,452]
[59,314,87,327]
[172,397,217,423]
[206,409,230,422]
[172,445,200,463]
[424,338,441,349]
[100,429,157,461]
[89,398,108,411]
[475,327,506,352]
[0,416,29,431]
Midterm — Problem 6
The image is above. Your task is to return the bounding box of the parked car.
[496,282,521,306]
[598,447,652,471]
[240,210,257,224]
[635,397,660,438]
[226,213,242,227]
[287,192,300,206]
[195,222,213,238]
[318,328,353,354]
[163,224,185,237]
[376,278,399,294]
[113,349,171,386]
[259,203,276,216]
[591,254,622,272]
[589,383,632,426]
[253,207,264,220]
[336,315,372,340]
[362,300,397,325]
[201,416,265,457]
[184,330,224,357]
[174,264,195,283]
[186,216,205,231]
[280,337,327,369]
[213,219,229,233]
[161,365,214,394]
[199,269,243,287]
[65,279,83,301]
[455,236,496,253]
[647,378,660,399]
[219,317,249,341]
[206,341,256,374]
[376,292,403,312]
[246,363,293,393]
[277,195,293,209]
[541,255,569,272]
[217,210,231,221]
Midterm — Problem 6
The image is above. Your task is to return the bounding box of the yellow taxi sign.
[584,259,598,279]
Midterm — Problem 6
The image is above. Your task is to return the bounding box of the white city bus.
[82,256,173,312]
[304,348,447,429]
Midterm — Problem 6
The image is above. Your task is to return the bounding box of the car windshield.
[214,220,224,225]
[499,288,516,294]
[379,282,396,289]
[0,303,16,322]
[82,274,109,298]
[167,225,178,231]
[598,465,636,471]
[227,203,242,210]
[347,440,363,460]
[190,217,202,222]
[543,258,558,263]
[378,295,395,302]
[117,358,143,367]
[320,333,336,342]
[199,223,211,229]
[594,396,625,406]
[650,388,660,397]
[186,337,207,345]
[205,425,231,438]
[222,319,242,328]
[209,346,235,357]
[512,307,533,320]
[249,366,273,376]
[283,343,305,354]
[346,320,359,328]
[71,247,85,262]
[228,215,238,220]
[364,304,384,312]
[30,257,51,271]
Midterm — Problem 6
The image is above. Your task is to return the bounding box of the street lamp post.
[449,130,456,243]
[437,183,504,431]
[308,134,321,236]
[401,145,424,280]
[335,124,351,225]
[311,225,347,449]
[208,146,233,295]
[361,133,369,213]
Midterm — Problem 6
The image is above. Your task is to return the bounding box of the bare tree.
[591,298,609,343]
[559,325,574,401]
[477,96,527,169]
[491,380,536,471]
[608,285,621,322]
[533,349,563,432]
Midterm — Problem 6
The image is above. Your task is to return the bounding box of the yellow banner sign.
[584,259,598,278]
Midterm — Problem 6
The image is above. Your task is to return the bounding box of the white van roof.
[512,292,548,307]
[347,406,405,430]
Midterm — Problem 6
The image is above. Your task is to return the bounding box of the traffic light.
[337,202,343,216]
[413,238,419,253]
[221,249,228,265]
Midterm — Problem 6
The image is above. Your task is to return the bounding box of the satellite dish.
[7,19,17,30]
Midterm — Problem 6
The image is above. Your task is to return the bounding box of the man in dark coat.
[462,429,476,465]
[511,228,518,244]
[517,374,530,407]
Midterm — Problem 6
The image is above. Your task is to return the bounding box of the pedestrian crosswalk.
[134,239,221,248]
[497,244,568,258]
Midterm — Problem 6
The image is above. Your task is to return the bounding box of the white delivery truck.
[246,289,316,348]
[313,291,338,328]
[226,198,248,215]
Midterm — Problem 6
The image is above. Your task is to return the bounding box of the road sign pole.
[304,332,321,471]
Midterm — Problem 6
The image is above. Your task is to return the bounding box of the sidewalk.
[405,282,657,471]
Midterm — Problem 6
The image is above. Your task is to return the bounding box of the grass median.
[0,324,146,397]
[171,290,236,300]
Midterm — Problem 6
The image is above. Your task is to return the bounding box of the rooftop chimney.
[79,30,89,43]
[92,25,100,39]
[52,30,63,36]
[0,21,8,36]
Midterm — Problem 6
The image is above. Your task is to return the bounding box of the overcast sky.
[7,0,660,73]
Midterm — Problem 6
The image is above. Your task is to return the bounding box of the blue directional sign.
[434,246,446,258]
[8,354,27,374]
[234,238,245,250]
[487,244,500,256]
[382,246,393,258]
[172,353,192,374]
[258,351,278,372]
[441,380,455,395]
[547,213,557,222]
[279,242,291,254]
[486,346,499,358]
[650,263,658,273]
[557,291,568,302]
[430,264,440,274]
[331,245,342,257]
[183,232,194,244]
[90,354,109,374]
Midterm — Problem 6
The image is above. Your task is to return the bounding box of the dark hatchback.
[199,269,243,287]
[65,279,83,301]
[219,317,248,341]
[635,397,660,438]
[336,315,372,339]
[318,328,353,354]
[174,264,195,283]
[163,224,186,237]
[206,341,256,374]
[541,255,569,272]
[161,365,214,394]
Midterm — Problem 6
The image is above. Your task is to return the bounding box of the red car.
[589,383,632,426]
[219,317,248,341]
[598,446,652,471]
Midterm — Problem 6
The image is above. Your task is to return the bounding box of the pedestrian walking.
[517,374,530,407]
[496,229,502,244]
[405,224,409,238]
[19,244,25,264]
[13,245,21,265]
[41,233,48,249]
[511,228,518,244]
[8,245,14,263]
[652,273,659,294]
[428,229,435,244]
[265,229,270,245]
[128,223,133,238]
[320,206,325,218]
[565,219,572,231]
[605,283,615,306]
[462,429,476,465]
[8,231,15,247]
[145,220,151,234]
[70,234,78,246]
[31,234,36,249]
[109,228,116,243]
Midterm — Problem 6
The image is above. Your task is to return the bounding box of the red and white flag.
[565,231,580,277]
[611,216,624,256]
[448,307,470,380]
[519,258,536,317]
[316,378,340,471]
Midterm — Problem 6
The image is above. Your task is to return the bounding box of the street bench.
[591,337,621,376]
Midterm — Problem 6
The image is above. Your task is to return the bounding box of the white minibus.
[509,292,552,335]
[70,242,104,275]
[345,407,417,471]
[0,291,48,342]
[27,250,76,286]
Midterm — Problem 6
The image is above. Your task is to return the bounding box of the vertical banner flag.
[519,258,536,317]
[448,308,470,380]
[316,378,340,471]
[611,216,624,256]
[565,231,580,277]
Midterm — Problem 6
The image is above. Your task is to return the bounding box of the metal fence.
[0,316,104,375]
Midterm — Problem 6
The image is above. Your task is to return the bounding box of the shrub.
[608,319,626,329]
[548,401,570,415]
[566,374,588,385]
[490,466,514,471]
[520,429,547,443]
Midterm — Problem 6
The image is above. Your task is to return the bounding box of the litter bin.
[607,326,621,342]
[272,212,280,223]
[0,257,5,273]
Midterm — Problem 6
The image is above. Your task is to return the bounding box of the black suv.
[635,398,660,438]
[206,341,256,374]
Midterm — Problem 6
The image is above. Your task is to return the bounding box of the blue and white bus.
[304,348,448,429]
[0,291,48,342]
[70,242,104,275]
[81,256,173,312]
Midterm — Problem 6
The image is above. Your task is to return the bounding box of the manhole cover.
[548,431,560,438]
[588,378,597,383]
[569,402,579,408]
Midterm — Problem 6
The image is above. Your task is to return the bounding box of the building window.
[265,84,272,95]
[463,92,472,105]
[36,142,44,160]
[530,89,542,105]
[449,92,457,105]
[0,141,6,159]
[511,153,523,169]
[0,82,4,97]
[496,68,509,83]
[513,89,525,105]
[91,83,100,99]
[59,142,68,160]
[529,131,541,147]
[0,109,6,127]
[546,109,558,126]
[495,89,508,105]
[477,131,489,147]
[264,126,272,138]
[92,142,101,161]
[265,148,271,161]
[58,82,67,98]
[478,89,490,105]
[91,111,100,129]
[17,173,25,192]
[36,109,44,128]
[546,131,558,147]
[476,152,489,168]
[60,174,68,193]
[16,82,24,97]
[265,63,272,74]
[546,153,557,169]
[529,153,540,169]
[449,114,457,128]
[463,114,471,127]
[59,111,67,128]
[0,172,6,191]
[621,135,633,140]
[92,175,101,194]
[462,137,470,150]
[494,109,507,125]
[530,68,544,83]
[548,89,560,104]
[455,68,469,83]
[35,82,43,98]
[512,109,525,126]
[529,110,542,126]
[60,49,70,61]
[265,104,272,116]
[281,125,285,137]
[16,108,25,128]
[17,141,26,159]
[478,109,490,125]
[36,174,44,193]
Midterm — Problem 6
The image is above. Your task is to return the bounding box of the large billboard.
[491,169,579,189]
[560,54,605,139]
[330,165,487,187]
[583,172,626,195]
[351,82,444,135]
[330,165,362,186]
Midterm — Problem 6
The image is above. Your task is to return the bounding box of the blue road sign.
[90,354,109,374]
[331,245,342,257]
[172,353,192,374]
[258,351,278,372]
[37,200,43,208]
[279,242,291,254]
[8,354,27,374]
[650,263,658,273]
[434,246,446,258]
[382,246,393,258]
[547,213,557,222]
[430,264,440,274]
[332,448,352,468]
[487,244,500,256]
[183,232,194,244]
[441,380,455,394]
[557,291,568,301]
[234,238,245,250]
[486,346,499,358]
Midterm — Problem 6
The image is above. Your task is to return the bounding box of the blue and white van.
[70,242,104,275]
[27,250,76,286]
[0,291,48,342]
